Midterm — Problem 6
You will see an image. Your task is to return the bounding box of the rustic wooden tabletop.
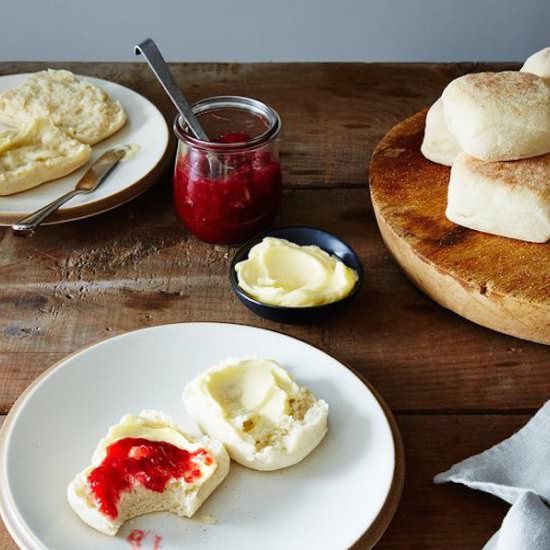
[0,61,548,549]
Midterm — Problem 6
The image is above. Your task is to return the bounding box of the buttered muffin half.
[183,357,329,471]
[0,117,91,195]
[67,410,229,536]
[0,69,127,145]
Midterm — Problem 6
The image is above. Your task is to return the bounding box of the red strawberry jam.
[87,437,213,520]
[216,132,252,143]
[173,133,282,244]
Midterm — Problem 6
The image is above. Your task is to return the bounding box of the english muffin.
[446,151,550,243]
[442,71,550,162]
[0,117,91,195]
[421,98,461,166]
[0,69,127,145]
[521,47,550,82]
[67,410,230,536]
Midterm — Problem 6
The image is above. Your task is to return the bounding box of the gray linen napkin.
[434,401,550,550]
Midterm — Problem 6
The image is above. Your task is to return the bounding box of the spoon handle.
[11,189,82,236]
[134,38,209,141]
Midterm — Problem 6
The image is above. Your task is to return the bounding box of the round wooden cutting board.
[369,110,550,345]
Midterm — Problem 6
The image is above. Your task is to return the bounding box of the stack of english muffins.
[421,47,550,243]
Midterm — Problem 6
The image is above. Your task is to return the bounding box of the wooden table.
[0,61,548,549]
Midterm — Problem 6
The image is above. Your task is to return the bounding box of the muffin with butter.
[67,410,229,536]
[0,69,127,145]
[234,237,358,307]
[183,356,328,471]
[0,117,91,195]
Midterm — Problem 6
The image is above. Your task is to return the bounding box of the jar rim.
[173,95,281,151]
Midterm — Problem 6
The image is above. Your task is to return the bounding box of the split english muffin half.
[0,116,91,196]
[0,69,127,145]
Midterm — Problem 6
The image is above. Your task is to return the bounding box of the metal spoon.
[11,146,128,236]
[134,38,209,141]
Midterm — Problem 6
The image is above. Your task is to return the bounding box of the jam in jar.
[173,96,282,244]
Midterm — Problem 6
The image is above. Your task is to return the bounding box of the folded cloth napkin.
[434,401,550,550]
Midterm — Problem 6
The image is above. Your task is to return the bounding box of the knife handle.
[12,189,83,236]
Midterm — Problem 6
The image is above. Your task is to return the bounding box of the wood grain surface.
[0,61,547,550]
[369,110,550,344]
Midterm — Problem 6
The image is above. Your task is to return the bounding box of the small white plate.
[0,323,402,550]
[0,73,170,225]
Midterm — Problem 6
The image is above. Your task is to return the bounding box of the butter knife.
[11,146,128,236]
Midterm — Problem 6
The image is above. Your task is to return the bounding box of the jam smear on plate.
[127,529,147,549]
[87,437,213,520]
[127,529,163,550]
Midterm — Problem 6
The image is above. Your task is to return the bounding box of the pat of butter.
[235,237,358,307]
[205,358,295,425]
[120,143,140,162]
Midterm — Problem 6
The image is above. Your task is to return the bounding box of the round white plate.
[0,323,402,550]
[0,73,170,225]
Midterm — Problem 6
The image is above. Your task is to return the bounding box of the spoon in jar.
[134,38,209,141]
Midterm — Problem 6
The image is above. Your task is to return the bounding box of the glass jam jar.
[173,96,282,244]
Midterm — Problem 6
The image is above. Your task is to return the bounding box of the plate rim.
[0,322,404,550]
[0,72,172,225]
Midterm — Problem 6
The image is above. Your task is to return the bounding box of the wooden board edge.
[372,203,550,345]
[368,108,549,346]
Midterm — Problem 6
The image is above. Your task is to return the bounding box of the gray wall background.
[2,0,548,62]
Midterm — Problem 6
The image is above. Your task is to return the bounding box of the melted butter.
[118,143,140,162]
[0,118,74,166]
[198,513,217,525]
[205,358,294,424]
[235,237,358,307]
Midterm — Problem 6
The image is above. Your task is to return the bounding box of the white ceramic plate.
[0,73,170,224]
[0,323,401,550]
